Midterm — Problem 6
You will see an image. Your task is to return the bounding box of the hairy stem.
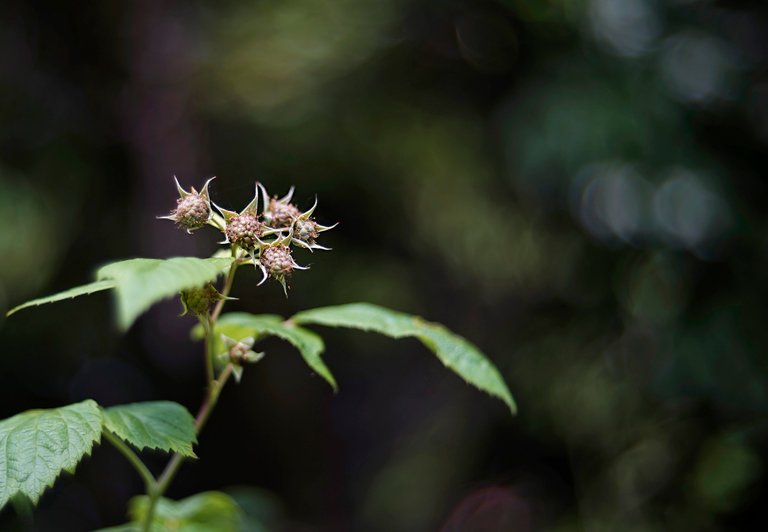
[141,260,239,531]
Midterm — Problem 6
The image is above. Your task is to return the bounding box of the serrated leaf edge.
[6,280,117,317]
[292,303,517,414]
[102,402,198,458]
[0,400,103,508]
[211,314,338,391]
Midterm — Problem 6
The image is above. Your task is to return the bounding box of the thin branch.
[211,259,239,322]
[141,258,241,531]
[154,364,235,495]
[200,317,214,386]
[103,431,157,492]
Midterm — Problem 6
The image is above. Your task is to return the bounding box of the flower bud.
[228,338,263,365]
[219,335,264,383]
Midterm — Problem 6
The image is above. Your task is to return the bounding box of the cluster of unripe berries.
[161,177,335,295]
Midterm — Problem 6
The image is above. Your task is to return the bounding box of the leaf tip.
[184,449,199,459]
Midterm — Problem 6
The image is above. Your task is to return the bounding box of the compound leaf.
[292,303,516,414]
[102,401,197,457]
[0,400,103,509]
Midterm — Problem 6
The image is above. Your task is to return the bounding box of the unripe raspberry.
[181,283,222,316]
[225,213,263,250]
[295,219,319,244]
[160,177,215,233]
[263,199,300,228]
[261,245,294,277]
[173,194,210,230]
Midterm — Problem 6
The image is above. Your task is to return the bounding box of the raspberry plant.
[1,178,515,531]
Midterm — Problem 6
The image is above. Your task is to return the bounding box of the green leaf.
[190,313,281,360]
[209,313,337,391]
[97,257,234,330]
[102,401,197,458]
[7,257,234,330]
[0,400,103,509]
[93,525,139,532]
[6,280,116,317]
[129,491,243,532]
[292,303,517,414]
[190,314,283,343]
[294,303,421,337]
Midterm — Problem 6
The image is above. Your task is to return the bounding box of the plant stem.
[103,431,156,492]
[195,364,234,433]
[140,259,240,531]
[201,317,214,386]
[155,365,234,484]
[142,365,234,530]
[211,259,239,322]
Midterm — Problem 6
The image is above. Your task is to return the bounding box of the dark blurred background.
[1,0,767,530]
